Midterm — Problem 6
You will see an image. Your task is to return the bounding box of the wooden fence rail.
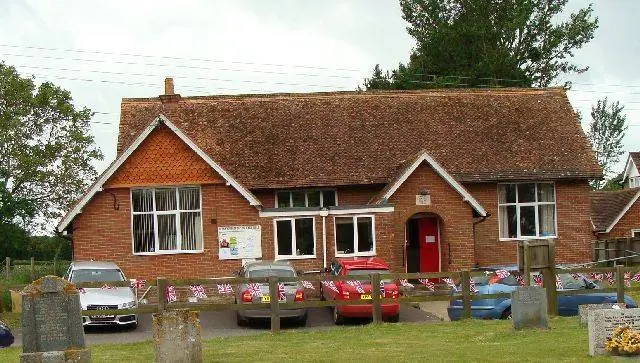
[592,237,640,265]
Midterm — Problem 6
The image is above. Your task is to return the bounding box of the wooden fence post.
[30,257,35,281]
[541,267,557,315]
[461,271,471,319]
[523,242,532,286]
[53,257,58,276]
[616,265,625,304]
[371,273,382,324]
[269,276,280,333]
[157,277,167,312]
[5,257,9,280]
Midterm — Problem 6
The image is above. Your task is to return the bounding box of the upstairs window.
[498,183,556,239]
[335,216,375,256]
[275,190,337,208]
[131,187,203,254]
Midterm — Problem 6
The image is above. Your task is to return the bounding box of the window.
[335,216,375,256]
[275,190,337,208]
[131,187,203,254]
[274,217,315,258]
[631,178,638,188]
[498,183,556,239]
[632,230,640,238]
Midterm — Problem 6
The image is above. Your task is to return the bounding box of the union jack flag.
[301,281,315,290]
[593,273,604,281]
[533,274,543,286]
[605,272,615,285]
[217,284,233,294]
[130,279,146,289]
[443,278,458,291]
[380,281,385,296]
[495,270,510,279]
[418,279,435,291]
[625,272,631,287]
[77,288,86,294]
[515,275,525,286]
[571,274,581,280]
[322,281,339,293]
[277,283,286,301]
[247,283,263,297]
[555,275,563,290]
[632,272,640,282]
[101,284,115,290]
[469,279,478,293]
[347,280,365,294]
[399,279,414,288]
[189,285,207,299]
[165,285,177,303]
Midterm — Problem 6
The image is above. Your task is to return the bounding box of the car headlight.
[120,301,136,309]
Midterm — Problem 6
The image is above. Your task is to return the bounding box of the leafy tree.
[0,62,103,231]
[601,172,624,191]
[587,98,627,189]
[364,0,598,89]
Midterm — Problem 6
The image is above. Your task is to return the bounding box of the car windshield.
[472,273,520,286]
[557,273,589,290]
[346,269,393,283]
[71,269,124,284]
[247,268,295,277]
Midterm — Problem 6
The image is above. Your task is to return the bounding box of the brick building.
[57,81,602,280]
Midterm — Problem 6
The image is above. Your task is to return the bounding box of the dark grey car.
[235,261,307,326]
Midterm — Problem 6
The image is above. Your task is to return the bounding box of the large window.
[275,190,337,208]
[335,216,375,256]
[498,183,556,239]
[274,217,315,259]
[131,187,203,254]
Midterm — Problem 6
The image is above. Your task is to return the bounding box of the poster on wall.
[218,225,262,260]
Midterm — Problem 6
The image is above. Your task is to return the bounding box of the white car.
[65,261,138,328]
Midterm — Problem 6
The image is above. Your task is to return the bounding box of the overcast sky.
[0,0,638,176]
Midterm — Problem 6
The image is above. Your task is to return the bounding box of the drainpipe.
[321,208,329,269]
[472,213,491,268]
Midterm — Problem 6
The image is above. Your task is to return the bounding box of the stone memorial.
[511,286,548,330]
[20,275,90,363]
[153,309,202,363]
[579,303,625,326]
[588,308,640,356]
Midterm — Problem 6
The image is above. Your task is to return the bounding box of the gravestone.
[579,303,625,326]
[153,309,202,363]
[511,286,548,330]
[588,308,640,356]
[20,275,90,363]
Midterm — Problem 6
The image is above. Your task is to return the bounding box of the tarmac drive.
[12,304,439,346]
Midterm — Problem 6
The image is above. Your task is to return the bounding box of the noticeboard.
[218,225,262,260]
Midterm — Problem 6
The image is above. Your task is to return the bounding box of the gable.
[623,153,640,181]
[105,124,223,187]
[375,151,487,216]
[117,88,602,190]
[590,189,640,232]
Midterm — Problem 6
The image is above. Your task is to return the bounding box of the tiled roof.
[116,88,602,189]
[630,152,640,173]
[590,188,640,231]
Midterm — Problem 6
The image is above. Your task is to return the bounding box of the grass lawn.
[0,317,618,362]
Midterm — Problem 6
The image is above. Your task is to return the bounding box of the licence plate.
[261,295,271,303]
[93,315,115,319]
[360,294,372,300]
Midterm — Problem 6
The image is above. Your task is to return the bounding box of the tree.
[364,0,598,89]
[587,98,627,189]
[0,62,103,231]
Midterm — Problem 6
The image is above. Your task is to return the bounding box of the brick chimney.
[160,77,181,103]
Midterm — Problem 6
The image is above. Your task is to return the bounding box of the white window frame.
[274,189,338,208]
[130,186,204,255]
[632,229,640,238]
[333,214,376,257]
[497,182,558,241]
[273,217,317,260]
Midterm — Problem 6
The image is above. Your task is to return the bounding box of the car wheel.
[236,312,249,327]
[298,313,308,327]
[385,314,400,323]
[333,305,345,325]
[501,308,512,320]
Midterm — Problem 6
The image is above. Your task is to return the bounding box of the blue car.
[0,320,13,348]
[448,271,637,320]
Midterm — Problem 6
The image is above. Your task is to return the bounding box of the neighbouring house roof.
[623,152,640,181]
[370,150,487,216]
[590,188,640,232]
[57,114,260,232]
[116,87,602,190]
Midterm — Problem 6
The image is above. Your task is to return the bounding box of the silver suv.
[65,261,137,328]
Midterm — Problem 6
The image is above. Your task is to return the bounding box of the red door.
[418,217,440,272]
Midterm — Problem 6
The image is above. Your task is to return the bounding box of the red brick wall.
[597,198,640,239]
[469,180,594,266]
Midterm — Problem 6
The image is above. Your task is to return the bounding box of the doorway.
[405,214,441,273]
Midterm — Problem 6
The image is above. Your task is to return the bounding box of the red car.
[321,257,400,324]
